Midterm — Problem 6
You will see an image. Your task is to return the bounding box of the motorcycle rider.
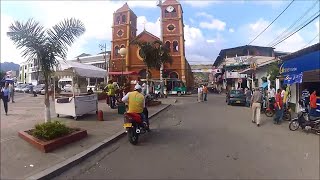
[122,84,150,131]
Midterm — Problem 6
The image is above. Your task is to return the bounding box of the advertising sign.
[284,73,303,85]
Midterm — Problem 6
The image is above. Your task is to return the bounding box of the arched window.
[165,41,171,51]
[116,16,121,25]
[169,72,179,79]
[120,45,125,49]
[173,41,179,52]
[122,15,126,23]
[138,69,152,79]
[114,46,119,57]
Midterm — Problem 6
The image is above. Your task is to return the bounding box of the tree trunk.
[160,63,164,96]
[44,76,51,122]
[146,66,149,95]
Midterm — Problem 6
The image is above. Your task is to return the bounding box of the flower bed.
[18,121,87,153]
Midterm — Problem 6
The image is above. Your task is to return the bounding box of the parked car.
[33,84,45,94]
[40,88,51,95]
[22,84,34,93]
[63,84,73,92]
[226,89,246,105]
[15,84,27,92]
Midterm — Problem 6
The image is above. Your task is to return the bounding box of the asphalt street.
[55,94,320,180]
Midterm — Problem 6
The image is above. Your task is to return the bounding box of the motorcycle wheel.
[127,128,139,145]
[283,112,291,121]
[289,120,299,131]
[314,124,320,135]
[265,110,274,117]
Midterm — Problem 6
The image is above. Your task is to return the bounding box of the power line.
[272,14,320,47]
[302,33,319,49]
[270,11,319,47]
[267,0,319,46]
[248,0,295,45]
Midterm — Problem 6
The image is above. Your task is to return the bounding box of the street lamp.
[99,43,108,83]
[119,47,127,86]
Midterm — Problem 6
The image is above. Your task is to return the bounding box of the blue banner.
[280,51,320,75]
[283,73,303,85]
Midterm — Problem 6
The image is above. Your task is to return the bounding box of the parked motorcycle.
[123,113,148,145]
[265,99,291,121]
[289,107,320,135]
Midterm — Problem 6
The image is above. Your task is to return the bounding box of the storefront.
[280,43,320,112]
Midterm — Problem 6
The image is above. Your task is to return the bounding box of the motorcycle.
[265,99,291,121]
[123,113,148,145]
[289,107,320,135]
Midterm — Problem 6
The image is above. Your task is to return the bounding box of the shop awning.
[108,71,138,75]
[303,69,320,82]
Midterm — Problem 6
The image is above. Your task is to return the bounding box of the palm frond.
[7,18,45,61]
[47,18,86,59]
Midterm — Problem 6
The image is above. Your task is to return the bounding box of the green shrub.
[32,121,72,140]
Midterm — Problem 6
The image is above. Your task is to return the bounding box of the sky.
[1,0,319,65]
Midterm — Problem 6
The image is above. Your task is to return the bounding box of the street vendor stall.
[54,60,106,120]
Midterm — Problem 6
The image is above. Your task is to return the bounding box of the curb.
[26,104,172,180]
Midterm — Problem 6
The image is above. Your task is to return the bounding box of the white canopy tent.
[53,60,106,120]
[53,60,107,96]
[55,60,106,78]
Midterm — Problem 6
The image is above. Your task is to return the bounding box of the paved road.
[55,94,319,180]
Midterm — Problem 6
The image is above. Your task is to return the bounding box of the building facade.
[109,1,193,88]
[280,43,320,113]
[212,45,287,91]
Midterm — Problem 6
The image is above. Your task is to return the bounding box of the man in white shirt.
[197,85,203,103]
[268,86,276,102]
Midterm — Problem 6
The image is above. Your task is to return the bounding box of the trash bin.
[117,102,126,114]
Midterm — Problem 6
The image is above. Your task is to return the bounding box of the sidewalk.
[0,95,176,179]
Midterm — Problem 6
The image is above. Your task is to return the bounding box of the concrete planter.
[18,129,87,153]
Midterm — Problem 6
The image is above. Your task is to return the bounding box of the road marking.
[0,136,17,143]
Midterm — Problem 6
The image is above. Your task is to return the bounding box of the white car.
[63,84,73,92]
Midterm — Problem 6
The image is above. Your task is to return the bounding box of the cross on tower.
[143,20,147,31]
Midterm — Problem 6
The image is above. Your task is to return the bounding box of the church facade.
[109,0,193,89]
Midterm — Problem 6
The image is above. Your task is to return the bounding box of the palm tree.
[7,18,85,122]
[132,40,172,94]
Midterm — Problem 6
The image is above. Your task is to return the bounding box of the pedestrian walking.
[1,83,10,115]
[203,85,208,101]
[251,87,262,127]
[9,83,15,103]
[310,90,320,117]
[274,89,284,124]
[245,88,252,107]
[197,85,203,103]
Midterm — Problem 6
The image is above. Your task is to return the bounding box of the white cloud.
[229,28,235,33]
[253,0,285,9]
[315,22,319,33]
[183,0,222,8]
[206,39,216,43]
[1,14,28,63]
[1,1,159,64]
[239,18,307,52]
[196,12,213,19]
[137,16,160,37]
[199,19,226,31]
[184,24,223,64]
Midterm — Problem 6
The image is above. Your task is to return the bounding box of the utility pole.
[157,0,164,96]
[99,43,109,83]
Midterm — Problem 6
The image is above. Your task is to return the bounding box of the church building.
[109,0,193,89]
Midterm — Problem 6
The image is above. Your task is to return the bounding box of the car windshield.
[20,84,27,88]
[230,90,243,94]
